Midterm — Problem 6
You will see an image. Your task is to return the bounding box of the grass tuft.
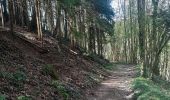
[17,96,32,100]
[52,80,70,100]
[42,64,58,79]
[0,95,6,100]
[103,63,117,70]
[132,77,170,100]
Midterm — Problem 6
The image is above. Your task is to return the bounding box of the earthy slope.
[0,30,109,100]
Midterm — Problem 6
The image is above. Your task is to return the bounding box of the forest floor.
[0,27,137,100]
[0,28,110,100]
[87,64,136,100]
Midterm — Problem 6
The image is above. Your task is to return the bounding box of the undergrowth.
[51,80,82,100]
[103,63,117,70]
[52,80,70,100]
[0,95,6,100]
[17,95,32,100]
[132,77,170,100]
[0,70,26,88]
[42,64,58,79]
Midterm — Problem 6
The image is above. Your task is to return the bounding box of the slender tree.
[8,0,14,34]
[137,0,147,77]
[35,0,42,40]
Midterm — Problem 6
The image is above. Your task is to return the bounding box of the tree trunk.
[137,0,147,77]
[0,3,4,27]
[22,0,29,27]
[8,0,14,34]
[35,0,42,40]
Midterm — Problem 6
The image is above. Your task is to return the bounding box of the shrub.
[0,95,6,100]
[52,80,69,100]
[132,77,170,100]
[0,70,26,88]
[10,71,27,88]
[13,71,27,82]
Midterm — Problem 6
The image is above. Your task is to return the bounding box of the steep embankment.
[0,30,109,100]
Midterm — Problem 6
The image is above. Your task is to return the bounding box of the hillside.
[1,0,170,99]
[0,29,109,100]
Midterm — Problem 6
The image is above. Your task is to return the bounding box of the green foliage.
[42,64,53,75]
[132,77,170,100]
[52,80,70,100]
[0,71,13,79]
[97,18,114,36]
[17,96,32,100]
[10,71,27,88]
[0,95,6,100]
[58,0,81,8]
[72,28,83,40]
[42,64,58,79]
[0,70,26,88]
[103,63,116,70]
[88,0,114,20]
[13,71,26,83]
[135,65,142,77]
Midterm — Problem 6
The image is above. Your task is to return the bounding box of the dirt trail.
[87,64,136,100]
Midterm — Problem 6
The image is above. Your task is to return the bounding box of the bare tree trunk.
[123,0,128,63]
[8,0,14,34]
[35,0,42,40]
[137,0,147,77]
[0,3,4,27]
[22,0,29,27]
[151,0,160,76]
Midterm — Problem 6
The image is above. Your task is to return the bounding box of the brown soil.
[0,27,136,100]
[0,29,109,100]
[87,64,136,100]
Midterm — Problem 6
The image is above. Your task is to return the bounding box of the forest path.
[87,64,136,100]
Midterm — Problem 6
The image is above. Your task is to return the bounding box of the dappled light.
[0,0,170,100]
[87,65,136,100]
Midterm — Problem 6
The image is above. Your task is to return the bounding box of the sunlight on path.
[87,64,136,100]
